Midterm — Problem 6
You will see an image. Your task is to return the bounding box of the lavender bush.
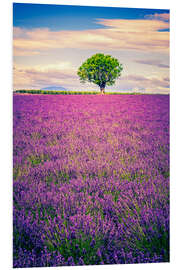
[13,94,169,267]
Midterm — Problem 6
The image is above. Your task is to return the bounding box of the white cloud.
[119,74,169,93]
[13,15,169,56]
[134,59,169,68]
[13,63,78,89]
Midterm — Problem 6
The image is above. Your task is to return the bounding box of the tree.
[77,53,123,94]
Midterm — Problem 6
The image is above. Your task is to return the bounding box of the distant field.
[13,94,169,267]
[14,89,165,95]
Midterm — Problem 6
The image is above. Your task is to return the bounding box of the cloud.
[119,74,169,93]
[134,59,169,68]
[163,77,170,82]
[145,13,170,22]
[13,62,78,89]
[13,14,169,56]
[96,17,169,32]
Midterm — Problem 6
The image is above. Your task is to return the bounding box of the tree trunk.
[100,88,105,94]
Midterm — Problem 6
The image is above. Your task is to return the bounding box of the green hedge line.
[14,90,146,95]
[14,90,100,95]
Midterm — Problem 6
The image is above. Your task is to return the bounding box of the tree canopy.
[77,53,123,93]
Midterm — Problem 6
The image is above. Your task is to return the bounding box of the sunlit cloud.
[13,14,169,56]
[13,63,77,90]
[96,17,169,31]
[145,13,170,22]
[119,74,169,93]
[134,59,169,68]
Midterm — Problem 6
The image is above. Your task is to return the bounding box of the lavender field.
[13,94,169,267]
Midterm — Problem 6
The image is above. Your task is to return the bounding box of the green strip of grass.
[14,90,169,95]
[14,90,99,95]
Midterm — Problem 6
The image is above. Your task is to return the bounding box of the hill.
[41,86,68,91]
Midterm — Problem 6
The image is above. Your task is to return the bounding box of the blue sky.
[13,3,169,31]
[13,3,170,93]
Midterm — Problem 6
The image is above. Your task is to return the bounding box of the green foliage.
[27,153,50,167]
[134,227,169,261]
[77,53,123,91]
[45,229,103,265]
[14,90,166,95]
[14,90,99,95]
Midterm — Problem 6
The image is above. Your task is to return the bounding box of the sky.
[13,3,170,93]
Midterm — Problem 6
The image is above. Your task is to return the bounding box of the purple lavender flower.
[13,94,169,267]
